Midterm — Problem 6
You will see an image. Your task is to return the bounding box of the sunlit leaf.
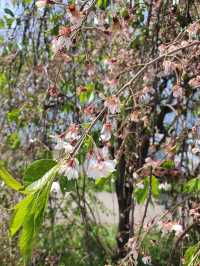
[10,194,34,236]
[183,177,200,194]
[25,164,59,192]
[23,159,57,185]
[0,165,24,192]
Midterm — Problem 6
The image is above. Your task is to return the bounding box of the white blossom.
[59,158,79,180]
[104,96,120,114]
[51,135,74,153]
[142,256,151,265]
[136,183,144,189]
[52,38,64,54]
[65,124,80,142]
[100,123,112,142]
[171,224,183,236]
[159,182,171,191]
[51,36,71,54]
[51,181,61,194]
[36,0,54,8]
[85,148,116,179]
[36,0,47,8]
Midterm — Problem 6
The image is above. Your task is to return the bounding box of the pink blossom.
[36,0,54,8]
[163,60,175,75]
[65,124,80,142]
[51,36,71,54]
[173,85,183,98]
[84,147,116,179]
[100,122,112,142]
[68,4,82,27]
[51,134,74,153]
[104,96,120,114]
[59,158,79,180]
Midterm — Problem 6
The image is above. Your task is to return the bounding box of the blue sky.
[0,0,12,17]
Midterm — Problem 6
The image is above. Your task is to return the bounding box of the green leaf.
[6,131,20,149]
[135,178,148,204]
[97,0,110,10]
[0,165,24,192]
[7,109,21,123]
[14,184,52,262]
[160,160,175,169]
[59,175,75,192]
[23,159,57,185]
[19,214,35,264]
[79,85,94,104]
[95,177,108,187]
[135,176,160,203]
[23,0,32,4]
[25,164,59,192]
[184,243,200,266]
[4,8,15,17]
[183,177,200,194]
[151,175,160,198]
[10,194,34,236]
[0,19,5,29]
[5,17,14,28]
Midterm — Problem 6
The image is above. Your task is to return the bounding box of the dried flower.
[59,26,71,37]
[173,84,183,98]
[130,110,140,122]
[48,85,60,97]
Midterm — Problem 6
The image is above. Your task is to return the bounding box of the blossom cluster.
[58,146,116,181]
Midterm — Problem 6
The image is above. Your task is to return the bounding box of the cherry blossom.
[104,96,120,114]
[85,147,116,179]
[172,84,183,98]
[130,110,140,122]
[51,36,71,54]
[51,181,61,194]
[68,4,82,27]
[36,0,54,8]
[51,134,74,153]
[59,158,79,180]
[163,60,175,75]
[189,76,200,87]
[100,122,112,142]
[51,38,64,54]
[159,182,171,191]
[59,26,71,37]
[84,105,95,118]
[171,224,183,236]
[187,22,200,39]
[159,221,183,236]
[65,124,80,142]
[104,77,118,89]
[142,256,151,265]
